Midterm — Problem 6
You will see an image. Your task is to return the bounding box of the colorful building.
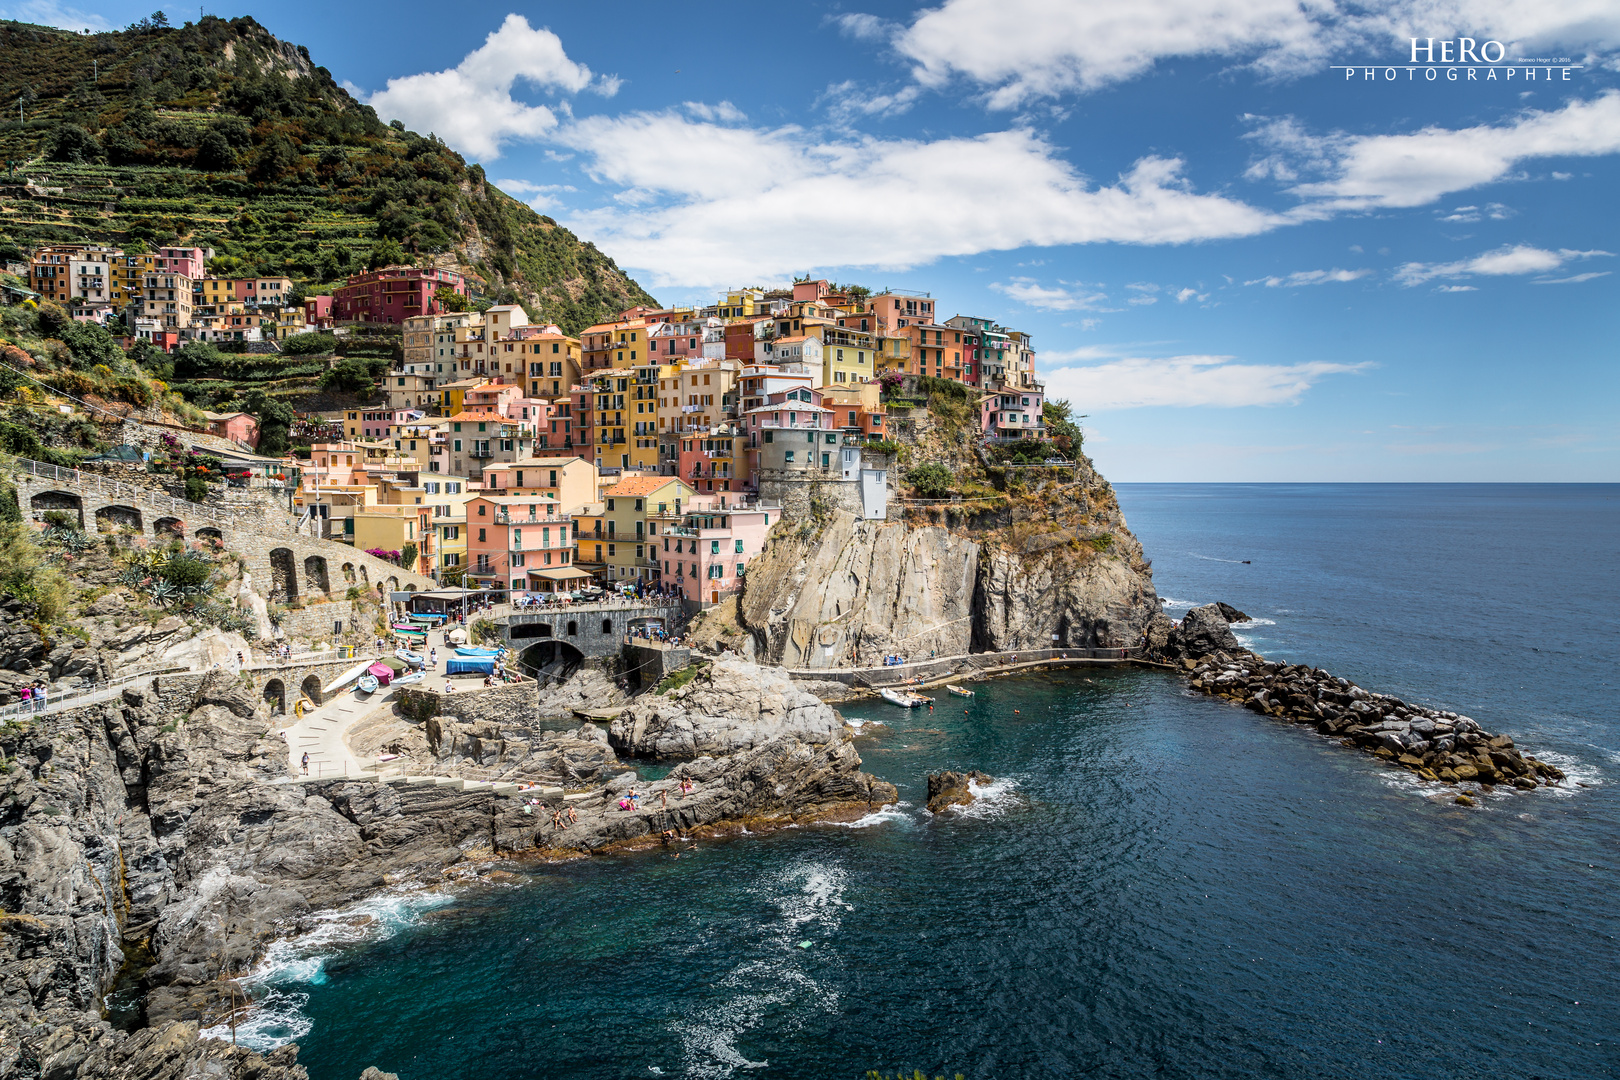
[333,265,466,325]
[463,495,578,596]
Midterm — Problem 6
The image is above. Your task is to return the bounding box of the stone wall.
[397,681,537,726]
[624,643,691,689]
[273,601,361,641]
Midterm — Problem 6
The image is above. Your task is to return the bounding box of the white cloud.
[1245,267,1370,287]
[0,0,110,30]
[366,15,615,161]
[495,178,577,211]
[887,0,1620,107]
[819,80,923,121]
[683,101,747,123]
[991,278,1110,311]
[1532,270,1612,284]
[1436,285,1478,292]
[1437,202,1514,223]
[829,12,896,42]
[1044,351,1370,410]
[1251,92,1620,213]
[1175,287,1210,302]
[555,117,1284,287]
[1394,244,1612,285]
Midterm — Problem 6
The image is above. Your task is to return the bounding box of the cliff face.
[731,453,1161,667]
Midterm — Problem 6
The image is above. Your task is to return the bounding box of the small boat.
[393,671,425,685]
[395,647,425,667]
[946,685,974,698]
[322,660,374,696]
[881,687,925,708]
[355,674,380,694]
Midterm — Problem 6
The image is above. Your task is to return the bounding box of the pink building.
[156,246,207,279]
[203,410,260,448]
[656,495,777,606]
[464,495,577,597]
[304,295,334,328]
[334,265,467,325]
[981,388,1046,441]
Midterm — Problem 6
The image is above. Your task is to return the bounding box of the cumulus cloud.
[829,12,896,42]
[1043,351,1370,409]
[1245,267,1371,287]
[1393,244,1612,285]
[1250,92,1620,213]
[0,0,109,30]
[683,101,747,123]
[887,0,1620,107]
[991,278,1110,311]
[555,116,1284,287]
[366,15,616,161]
[1175,287,1210,302]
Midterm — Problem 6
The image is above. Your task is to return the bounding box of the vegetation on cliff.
[0,15,656,332]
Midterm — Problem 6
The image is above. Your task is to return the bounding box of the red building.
[304,294,334,328]
[333,265,467,325]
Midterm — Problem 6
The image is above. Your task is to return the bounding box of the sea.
[212,484,1620,1080]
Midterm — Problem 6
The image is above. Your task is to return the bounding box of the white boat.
[393,671,425,685]
[355,674,380,694]
[881,687,925,708]
[394,647,425,667]
[321,660,375,695]
[946,684,974,698]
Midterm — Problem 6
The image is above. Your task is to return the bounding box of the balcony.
[494,510,571,526]
[468,447,494,458]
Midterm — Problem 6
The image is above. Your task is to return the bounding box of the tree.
[43,124,101,163]
[433,286,468,313]
[401,542,417,570]
[1043,400,1083,454]
[241,388,295,456]
[320,358,374,394]
[367,237,405,269]
[908,462,953,499]
[195,128,237,171]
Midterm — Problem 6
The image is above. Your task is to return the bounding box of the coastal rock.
[926,770,993,813]
[1167,604,1243,659]
[609,658,840,759]
[1215,602,1251,623]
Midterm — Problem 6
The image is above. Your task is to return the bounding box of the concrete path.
[279,682,402,780]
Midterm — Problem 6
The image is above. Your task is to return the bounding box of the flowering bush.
[364,547,403,565]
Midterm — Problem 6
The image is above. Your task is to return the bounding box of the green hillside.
[0,15,656,333]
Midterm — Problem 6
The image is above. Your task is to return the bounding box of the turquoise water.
[234,485,1620,1079]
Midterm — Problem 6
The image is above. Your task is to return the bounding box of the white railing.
[0,664,191,723]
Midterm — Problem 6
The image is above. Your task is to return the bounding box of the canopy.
[445,657,495,675]
[530,566,594,581]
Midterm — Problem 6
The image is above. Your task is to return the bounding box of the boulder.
[1215,602,1251,623]
[1168,604,1242,659]
[926,770,993,813]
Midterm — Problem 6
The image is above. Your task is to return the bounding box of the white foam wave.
[950,776,1022,819]
[1189,553,1247,564]
[1527,749,1606,797]
[1159,596,1198,611]
[819,802,917,829]
[1232,618,1277,627]
[200,886,456,1051]
[673,862,847,1077]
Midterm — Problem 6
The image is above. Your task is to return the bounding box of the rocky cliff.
[725,451,1160,668]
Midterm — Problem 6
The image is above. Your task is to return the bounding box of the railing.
[0,663,191,722]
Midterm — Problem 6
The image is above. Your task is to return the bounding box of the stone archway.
[386,576,399,594]
[262,678,285,716]
[404,583,417,592]
[269,548,298,601]
[94,504,143,533]
[196,527,223,543]
[358,565,369,584]
[299,674,323,707]
[304,555,330,596]
[153,516,185,539]
[341,562,356,584]
[29,491,82,528]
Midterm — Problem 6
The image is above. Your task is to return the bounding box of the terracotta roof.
[604,475,687,498]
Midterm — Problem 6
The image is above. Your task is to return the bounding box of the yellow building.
[438,377,489,417]
[481,456,599,510]
[579,475,695,584]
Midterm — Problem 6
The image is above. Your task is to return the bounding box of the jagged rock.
[926,770,993,813]
[609,658,840,758]
[1168,604,1243,658]
[1215,602,1251,623]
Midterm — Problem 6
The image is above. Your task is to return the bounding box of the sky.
[11,0,1620,481]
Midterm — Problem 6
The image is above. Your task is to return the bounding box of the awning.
[530,566,594,581]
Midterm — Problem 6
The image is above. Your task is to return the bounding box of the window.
[710,540,720,554]
[478,528,486,541]
[603,619,613,634]
[635,499,643,511]
[606,498,615,511]
[826,432,837,444]
[454,440,462,452]
[477,504,486,516]
[608,543,616,555]
[784,450,795,463]
[735,539,744,553]
[822,453,831,468]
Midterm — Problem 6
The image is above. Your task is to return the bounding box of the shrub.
[908,462,953,499]
[183,476,209,502]
[281,332,337,356]
[320,357,374,393]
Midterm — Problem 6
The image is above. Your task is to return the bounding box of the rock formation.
[926,770,994,813]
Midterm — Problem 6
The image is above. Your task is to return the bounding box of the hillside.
[0,15,656,333]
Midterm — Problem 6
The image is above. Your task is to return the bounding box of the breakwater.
[1186,651,1567,796]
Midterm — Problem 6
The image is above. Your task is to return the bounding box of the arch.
[386,576,400,594]
[508,622,553,640]
[262,678,286,716]
[519,638,585,674]
[341,562,356,584]
[269,548,298,601]
[195,526,223,543]
[94,504,143,533]
[304,555,331,596]
[153,516,185,539]
[29,490,82,528]
[566,620,578,636]
[404,583,417,592]
[601,619,613,635]
[299,674,323,707]
[358,565,369,584]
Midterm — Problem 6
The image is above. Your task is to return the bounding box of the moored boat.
[946,684,974,698]
[881,687,925,708]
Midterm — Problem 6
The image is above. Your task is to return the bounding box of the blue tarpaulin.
[445,657,495,675]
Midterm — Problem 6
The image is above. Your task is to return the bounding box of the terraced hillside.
[0,15,656,332]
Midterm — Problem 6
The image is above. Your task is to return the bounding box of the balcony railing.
[494,511,571,525]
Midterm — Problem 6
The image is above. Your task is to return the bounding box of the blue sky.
[14,0,1620,481]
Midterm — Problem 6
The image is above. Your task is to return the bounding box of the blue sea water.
[234,485,1620,1080]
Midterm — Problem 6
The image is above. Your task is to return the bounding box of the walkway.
[279,678,402,780]
[786,646,1150,689]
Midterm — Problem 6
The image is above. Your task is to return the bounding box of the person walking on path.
[301,752,309,775]
[33,684,46,713]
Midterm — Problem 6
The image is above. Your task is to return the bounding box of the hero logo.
[1410,38,1505,63]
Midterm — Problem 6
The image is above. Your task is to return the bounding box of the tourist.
[33,683,45,712]
[429,647,438,669]
[301,752,309,775]
[567,805,577,824]
[19,685,30,711]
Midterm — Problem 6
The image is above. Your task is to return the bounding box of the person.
[18,685,30,711]
[301,752,309,775]
[33,684,45,712]
[680,778,693,798]
[236,651,245,669]
[429,647,438,669]
[444,682,456,693]
[567,804,577,824]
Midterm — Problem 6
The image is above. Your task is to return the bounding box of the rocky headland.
[1159,604,1566,796]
